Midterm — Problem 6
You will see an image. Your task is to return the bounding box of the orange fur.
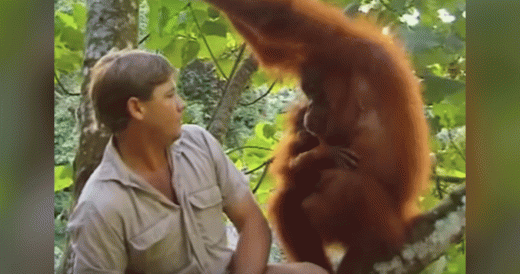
[204,0,430,273]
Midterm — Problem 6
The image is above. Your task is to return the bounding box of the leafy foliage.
[55,0,466,271]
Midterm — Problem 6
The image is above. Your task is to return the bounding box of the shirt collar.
[96,131,185,188]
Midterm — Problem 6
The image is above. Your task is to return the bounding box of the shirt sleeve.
[67,201,127,274]
[198,127,251,209]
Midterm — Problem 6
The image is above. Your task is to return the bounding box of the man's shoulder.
[181,124,209,139]
[77,169,128,215]
[179,124,217,150]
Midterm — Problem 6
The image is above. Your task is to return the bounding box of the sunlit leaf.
[182,39,201,66]
[163,37,187,68]
[198,35,228,60]
[164,0,189,13]
[201,19,227,37]
[56,12,77,30]
[432,102,465,128]
[190,8,208,25]
[55,165,74,192]
[146,32,174,49]
[60,25,84,51]
[72,2,87,30]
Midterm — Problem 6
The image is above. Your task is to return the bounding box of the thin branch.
[206,44,247,130]
[55,71,80,96]
[138,33,150,45]
[435,176,444,199]
[252,158,273,194]
[225,145,272,155]
[188,2,228,81]
[224,43,246,92]
[245,158,273,175]
[239,79,277,106]
[433,175,466,184]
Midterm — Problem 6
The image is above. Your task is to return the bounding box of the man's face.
[141,77,185,144]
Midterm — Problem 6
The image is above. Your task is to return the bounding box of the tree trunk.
[57,1,138,273]
[74,0,139,199]
[207,54,258,142]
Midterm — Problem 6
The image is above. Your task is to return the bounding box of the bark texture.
[74,0,139,199]
[57,1,138,273]
[207,54,258,142]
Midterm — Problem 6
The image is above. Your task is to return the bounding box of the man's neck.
[114,129,170,174]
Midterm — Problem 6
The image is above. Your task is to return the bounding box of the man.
[68,49,327,274]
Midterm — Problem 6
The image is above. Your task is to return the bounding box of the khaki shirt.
[68,125,250,274]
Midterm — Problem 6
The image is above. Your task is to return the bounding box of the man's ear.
[127,97,145,120]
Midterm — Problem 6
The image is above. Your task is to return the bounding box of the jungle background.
[54,0,466,273]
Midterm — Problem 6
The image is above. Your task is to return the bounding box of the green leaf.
[431,102,465,128]
[200,19,227,37]
[401,26,442,53]
[188,0,210,11]
[158,6,171,36]
[190,8,208,25]
[197,35,228,59]
[72,2,87,30]
[55,35,83,73]
[214,57,235,78]
[148,0,160,33]
[262,123,277,139]
[55,165,74,192]
[56,11,77,29]
[163,37,187,68]
[412,48,454,75]
[453,16,466,39]
[444,34,465,54]
[60,25,84,51]
[390,0,407,13]
[207,6,220,19]
[165,0,190,13]
[444,90,466,107]
[423,75,465,105]
[182,39,201,66]
[146,32,174,49]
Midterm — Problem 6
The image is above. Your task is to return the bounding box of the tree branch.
[54,70,80,96]
[245,158,273,175]
[365,184,466,274]
[189,2,228,81]
[239,79,277,106]
[207,54,259,141]
[252,158,273,194]
[225,145,272,155]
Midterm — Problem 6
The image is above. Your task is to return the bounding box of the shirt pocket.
[128,214,189,274]
[188,185,226,246]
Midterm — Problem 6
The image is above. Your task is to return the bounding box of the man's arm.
[68,202,127,274]
[225,192,271,274]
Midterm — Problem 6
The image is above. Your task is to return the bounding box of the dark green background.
[1,0,519,272]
